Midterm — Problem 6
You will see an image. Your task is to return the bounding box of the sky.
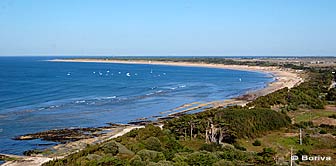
[0,0,335,56]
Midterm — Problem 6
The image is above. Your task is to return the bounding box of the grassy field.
[238,105,336,165]
[289,106,336,124]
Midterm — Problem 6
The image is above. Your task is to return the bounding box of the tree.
[101,141,119,155]
[144,137,162,151]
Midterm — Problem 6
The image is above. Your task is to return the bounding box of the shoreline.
[49,58,304,101]
[1,125,145,166]
[47,58,305,117]
[2,58,304,165]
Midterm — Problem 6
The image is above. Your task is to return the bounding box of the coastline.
[2,58,304,166]
[49,58,304,103]
[1,125,145,166]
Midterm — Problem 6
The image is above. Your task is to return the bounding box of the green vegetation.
[44,125,274,166]
[295,148,310,162]
[329,114,336,119]
[293,110,335,124]
[326,88,336,101]
[0,155,17,162]
[319,129,327,134]
[164,107,290,142]
[248,70,334,111]
[45,101,290,165]
[103,57,279,67]
[252,140,261,146]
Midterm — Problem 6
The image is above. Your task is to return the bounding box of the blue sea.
[0,57,273,155]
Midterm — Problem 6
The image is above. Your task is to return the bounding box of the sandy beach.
[49,58,304,107]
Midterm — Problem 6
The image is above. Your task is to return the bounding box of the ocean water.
[0,57,273,155]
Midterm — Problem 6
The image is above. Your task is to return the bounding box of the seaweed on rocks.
[13,127,102,143]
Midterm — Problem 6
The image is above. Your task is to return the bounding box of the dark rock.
[13,127,103,143]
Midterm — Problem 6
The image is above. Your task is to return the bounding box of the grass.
[238,106,336,164]
[238,130,310,154]
[237,130,334,164]
[179,139,205,151]
[290,109,336,123]
[0,155,18,162]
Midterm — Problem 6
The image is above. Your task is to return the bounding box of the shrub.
[252,140,261,146]
[97,156,126,166]
[101,141,119,155]
[199,143,223,152]
[172,153,188,164]
[328,114,336,119]
[136,125,163,140]
[233,143,246,151]
[213,148,250,161]
[144,137,162,151]
[130,155,146,166]
[302,135,313,146]
[294,121,314,129]
[257,147,276,165]
[296,148,310,162]
[148,161,174,166]
[319,129,327,134]
[213,160,235,166]
[137,149,165,162]
[326,88,336,101]
[185,151,218,166]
